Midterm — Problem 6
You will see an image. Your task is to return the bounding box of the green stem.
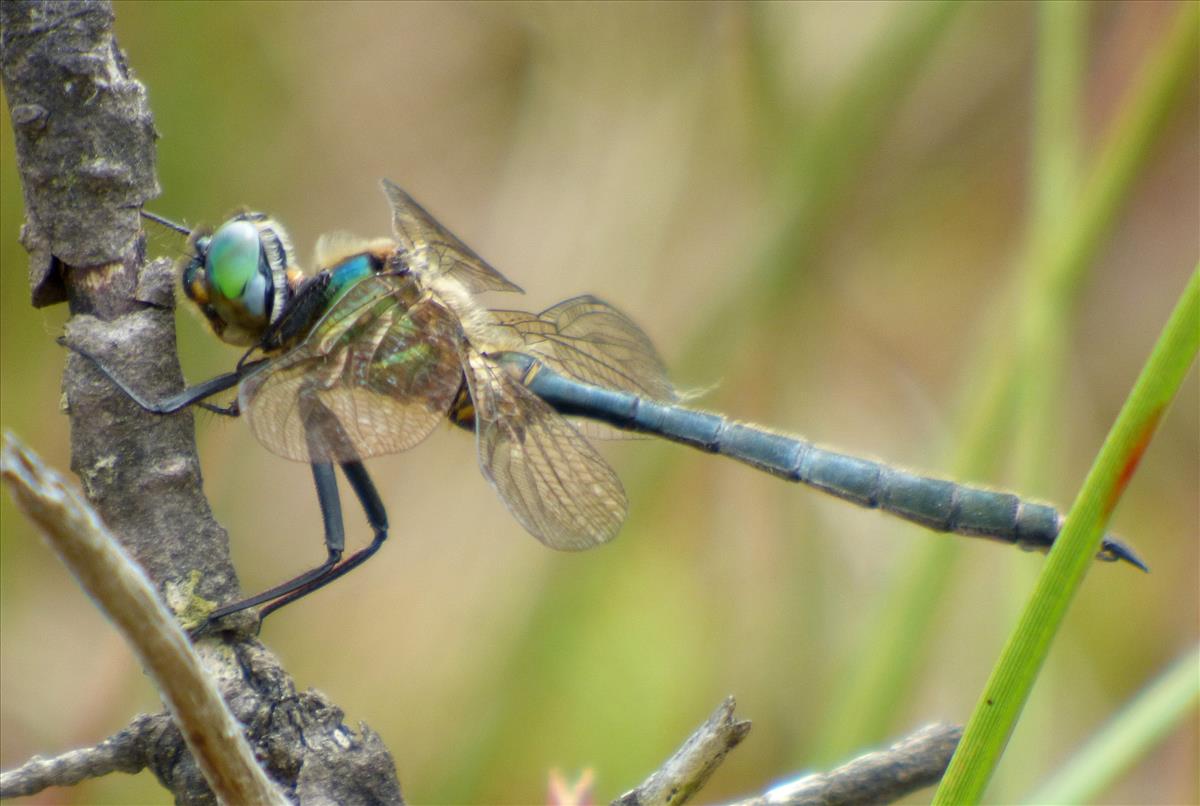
[933,265,1200,804]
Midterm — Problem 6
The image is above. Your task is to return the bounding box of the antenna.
[140,209,192,236]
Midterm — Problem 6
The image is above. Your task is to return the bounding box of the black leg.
[67,337,267,415]
[202,462,346,626]
[257,461,389,620]
[198,400,241,417]
[106,364,246,414]
[201,460,390,630]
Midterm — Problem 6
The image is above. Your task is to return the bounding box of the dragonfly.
[84,179,1145,629]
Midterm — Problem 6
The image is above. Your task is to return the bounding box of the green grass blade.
[1024,644,1200,805]
[932,265,1200,804]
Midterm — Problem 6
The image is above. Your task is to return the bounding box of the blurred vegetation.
[1,2,1196,804]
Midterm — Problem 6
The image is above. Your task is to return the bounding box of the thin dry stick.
[0,434,289,806]
[1,734,141,798]
[0,714,168,798]
[614,697,752,806]
[731,723,963,806]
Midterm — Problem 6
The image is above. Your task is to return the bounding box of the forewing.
[241,275,466,463]
[466,350,626,550]
[382,179,522,294]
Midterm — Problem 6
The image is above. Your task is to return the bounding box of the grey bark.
[0,1,402,803]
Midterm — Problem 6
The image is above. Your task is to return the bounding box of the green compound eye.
[206,219,269,316]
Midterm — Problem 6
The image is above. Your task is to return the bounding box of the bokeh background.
[2,2,1196,804]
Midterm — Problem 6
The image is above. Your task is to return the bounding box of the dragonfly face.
[181,212,299,347]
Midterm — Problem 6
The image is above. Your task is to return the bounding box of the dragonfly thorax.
[182,212,298,347]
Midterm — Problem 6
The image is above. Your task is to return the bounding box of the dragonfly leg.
[256,461,388,621]
[198,400,241,417]
[201,460,390,631]
[66,337,264,415]
[200,461,346,630]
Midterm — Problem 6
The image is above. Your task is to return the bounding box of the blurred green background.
[2,2,1196,804]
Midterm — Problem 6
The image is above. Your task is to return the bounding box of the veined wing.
[491,295,676,439]
[382,179,523,294]
[465,349,626,550]
[491,296,673,399]
[241,274,466,463]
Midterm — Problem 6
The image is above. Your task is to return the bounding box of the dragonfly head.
[181,212,300,347]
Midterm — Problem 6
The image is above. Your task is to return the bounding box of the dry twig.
[614,697,751,806]
[0,435,288,804]
[730,723,962,806]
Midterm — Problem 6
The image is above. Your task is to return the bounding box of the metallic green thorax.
[322,254,377,312]
[307,256,451,386]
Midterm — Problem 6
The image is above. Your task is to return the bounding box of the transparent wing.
[241,275,466,463]
[491,295,676,439]
[492,296,674,399]
[466,350,626,550]
[382,178,523,294]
